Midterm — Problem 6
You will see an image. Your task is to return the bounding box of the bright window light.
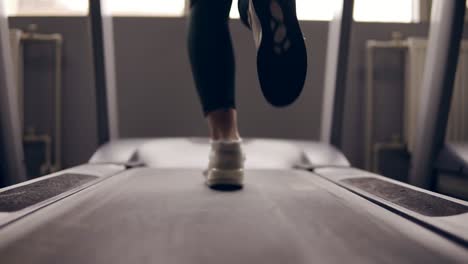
[296,0,337,21]
[6,0,414,21]
[5,0,186,17]
[231,0,413,23]
[108,0,185,16]
[354,0,413,23]
[230,0,336,20]
[6,0,88,16]
[229,1,240,18]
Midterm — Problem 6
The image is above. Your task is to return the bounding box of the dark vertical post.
[409,0,466,189]
[0,1,27,185]
[320,0,354,149]
[89,0,109,144]
[89,0,119,145]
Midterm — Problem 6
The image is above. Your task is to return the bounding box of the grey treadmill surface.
[0,168,467,264]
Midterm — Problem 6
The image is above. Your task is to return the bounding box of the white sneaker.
[204,140,245,188]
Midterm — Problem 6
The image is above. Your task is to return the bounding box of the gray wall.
[113,18,430,167]
[8,16,437,168]
[113,18,327,140]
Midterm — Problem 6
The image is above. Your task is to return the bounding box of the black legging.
[188,0,249,115]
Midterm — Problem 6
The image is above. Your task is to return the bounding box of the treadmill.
[408,0,468,200]
[0,0,467,263]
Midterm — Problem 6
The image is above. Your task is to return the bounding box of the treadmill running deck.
[0,168,466,264]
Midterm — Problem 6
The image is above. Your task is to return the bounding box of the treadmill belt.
[0,169,466,263]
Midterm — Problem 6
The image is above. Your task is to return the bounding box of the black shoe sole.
[251,0,307,107]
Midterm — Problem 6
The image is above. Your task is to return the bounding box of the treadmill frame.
[409,0,466,189]
[0,0,27,186]
[89,0,120,145]
[1,0,468,255]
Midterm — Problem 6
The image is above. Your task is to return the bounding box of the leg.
[206,109,240,140]
[187,0,239,141]
[187,0,244,188]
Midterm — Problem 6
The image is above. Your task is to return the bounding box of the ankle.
[206,108,241,141]
[211,132,241,141]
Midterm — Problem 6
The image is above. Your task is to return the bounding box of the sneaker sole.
[205,168,244,188]
[251,0,307,107]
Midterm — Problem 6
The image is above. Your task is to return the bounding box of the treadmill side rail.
[89,138,148,165]
[0,163,126,228]
[315,167,468,246]
[297,140,350,168]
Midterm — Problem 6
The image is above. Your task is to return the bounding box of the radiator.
[406,37,468,152]
[8,28,63,177]
[365,36,468,171]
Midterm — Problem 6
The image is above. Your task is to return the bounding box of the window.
[108,0,185,16]
[231,0,414,23]
[354,0,413,23]
[6,0,414,22]
[230,0,337,21]
[6,0,88,16]
[5,0,186,17]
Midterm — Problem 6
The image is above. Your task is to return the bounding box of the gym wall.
[9,16,460,169]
